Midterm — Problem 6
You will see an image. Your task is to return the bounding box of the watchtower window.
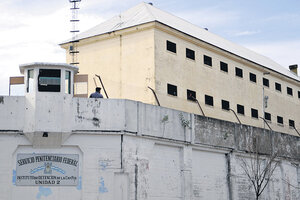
[27,69,34,93]
[38,69,61,92]
[65,71,71,94]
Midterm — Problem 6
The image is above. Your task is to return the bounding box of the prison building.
[60,2,300,136]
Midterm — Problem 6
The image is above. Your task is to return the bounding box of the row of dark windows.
[264,112,295,127]
[167,83,296,127]
[166,40,300,99]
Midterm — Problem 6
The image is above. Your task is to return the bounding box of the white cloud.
[244,40,300,72]
[0,0,112,95]
[234,30,260,36]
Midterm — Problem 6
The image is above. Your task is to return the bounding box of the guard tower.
[19,62,79,148]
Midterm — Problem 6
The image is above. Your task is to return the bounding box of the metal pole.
[259,117,272,131]
[190,96,205,117]
[229,109,241,124]
[262,87,265,129]
[147,86,160,106]
[262,72,270,129]
[93,77,97,87]
[292,126,300,137]
[95,74,109,99]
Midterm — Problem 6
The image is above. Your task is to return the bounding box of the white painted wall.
[0,97,299,200]
[0,132,299,200]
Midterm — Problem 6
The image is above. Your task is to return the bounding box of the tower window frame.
[38,69,61,92]
[27,69,34,93]
[65,70,71,94]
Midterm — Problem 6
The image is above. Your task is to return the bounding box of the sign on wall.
[16,154,79,186]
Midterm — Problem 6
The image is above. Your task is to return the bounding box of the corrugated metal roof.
[63,2,299,81]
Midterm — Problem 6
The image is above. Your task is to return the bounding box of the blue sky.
[0,0,299,95]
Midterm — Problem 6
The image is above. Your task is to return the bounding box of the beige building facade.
[60,3,300,135]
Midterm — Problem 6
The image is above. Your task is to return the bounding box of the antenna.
[69,0,81,65]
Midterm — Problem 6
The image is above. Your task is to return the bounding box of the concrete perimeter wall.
[0,97,299,199]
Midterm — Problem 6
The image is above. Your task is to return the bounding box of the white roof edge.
[60,2,299,82]
[19,62,79,74]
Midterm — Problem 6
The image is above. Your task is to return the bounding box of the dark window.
[204,55,212,66]
[264,112,271,121]
[205,95,214,106]
[277,116,283,125]
[187,89,196,101]
[235,67,243,78]
[221,100,230,110]
[275,82,281,92]
[237,104,244,115]
[251,108,258,118]
[38,69,61,92]
[263,78,269,87]
[166,40,176,53]
[186,48,195,60]
[289,119,295,128]
[220,62,228,72]
[249,73,257,83]
[298,91,300,99]
[167,84,177,96]
[287,87,293,96]
[65,71,71,94]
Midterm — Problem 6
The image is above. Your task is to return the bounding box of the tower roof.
[62,2,299,81]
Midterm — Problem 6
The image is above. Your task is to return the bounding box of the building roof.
[20,62,79,74]
[62,2,299,82]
